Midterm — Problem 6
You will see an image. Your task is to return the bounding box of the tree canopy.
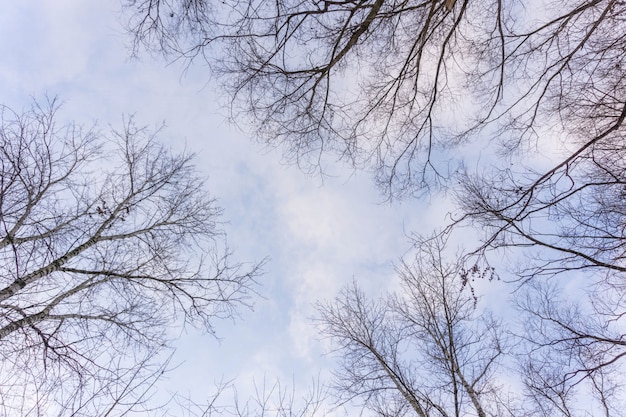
[2,0,625,414]
[125,0,625,190]
[122,0,626,413]
[0,99,261,416]
[124,0,626,280]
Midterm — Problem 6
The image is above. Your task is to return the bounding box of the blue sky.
[0,1,466,409]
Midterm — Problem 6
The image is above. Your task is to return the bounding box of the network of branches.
[0,99,261,416]
[126,0,624,187]
[122,0,626,414]
[124,0,626,278]
[2,0,625,415]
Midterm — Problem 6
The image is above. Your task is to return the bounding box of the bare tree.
[0,98,262,416]
[515,279,626,416]
[455,134,626,283]
[317,238,514,417]
[122,0,626,280]
[449,76,626,397]
[123,0,625,196]
[121,0,626,413]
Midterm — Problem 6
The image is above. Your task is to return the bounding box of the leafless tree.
[121,0,626,412]
[123,0,625,196]
[123,0,625,277]
[317,238,515,417]
[453,118,625,280]
[0,98,262,416]
[515,279,626,416]
[449,57,626,396]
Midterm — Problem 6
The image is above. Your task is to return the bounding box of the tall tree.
[317,238,512,417]
[122,0,626,411]
[124,0,626,196]
[0,98,261,416]
[123,0,626,286]
[313,240,626,417]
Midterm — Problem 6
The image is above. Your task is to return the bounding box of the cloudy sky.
[1,0,474,409]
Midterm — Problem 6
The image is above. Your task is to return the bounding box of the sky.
[0,1,471,411]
